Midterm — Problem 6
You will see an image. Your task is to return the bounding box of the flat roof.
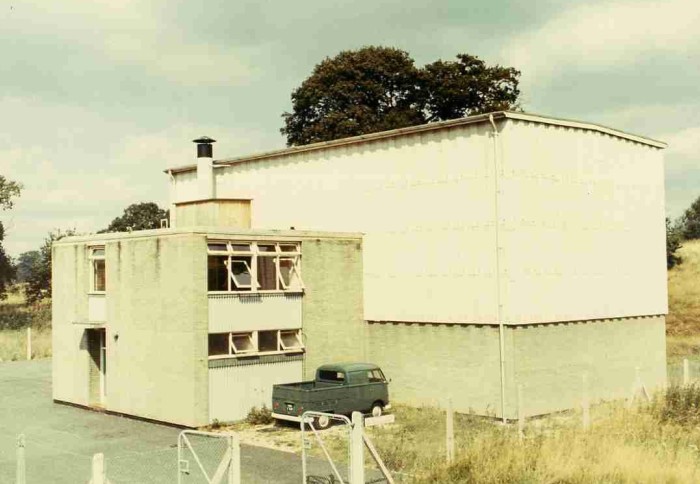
[54,226,363,246]
[166,111,667,175]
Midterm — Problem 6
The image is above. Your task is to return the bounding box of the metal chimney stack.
[194,136,216,199]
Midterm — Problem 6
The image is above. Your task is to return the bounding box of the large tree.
[0,175,22,299]
[281,46,521,146]
[25,229,75,303]
[680,196,700,240]
[100,202,169,233]
[15,250,40,283]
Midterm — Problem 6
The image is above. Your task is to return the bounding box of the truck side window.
[368,370,385,383]
[319,370,345,383]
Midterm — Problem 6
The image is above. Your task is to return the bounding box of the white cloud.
[501,0,700,84]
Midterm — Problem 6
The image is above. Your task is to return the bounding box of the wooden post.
[229,434,240,484]
[26,328,31,361]
[582,373,590,431]
[350,412,365,484]
[91,453,105,484]
[446,398,454,464]
[517,384,524,441]
[16,434,25,484]
[684,359,690,386]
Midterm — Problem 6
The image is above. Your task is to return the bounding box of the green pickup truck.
[271,362,390,428]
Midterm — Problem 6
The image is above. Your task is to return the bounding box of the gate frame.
[177,430,240,484]
[300,411,352,483]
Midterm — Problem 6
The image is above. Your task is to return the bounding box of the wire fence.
[9,430,237,484]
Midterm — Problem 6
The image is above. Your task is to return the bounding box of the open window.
[280,330,304,351]
[230,332,256,355]
[206,241,304,293]
[208,329,304,358]
[89,246,106,293]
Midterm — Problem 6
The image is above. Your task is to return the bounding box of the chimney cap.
[193,136,216,144]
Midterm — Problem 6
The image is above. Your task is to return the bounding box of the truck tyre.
[315,415,331,429]
[371,402,384,418]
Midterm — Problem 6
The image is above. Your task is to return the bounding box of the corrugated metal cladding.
[498,120,666,323]
[209,356,303,422]
[208,293,302,333]
[172,118,666,325]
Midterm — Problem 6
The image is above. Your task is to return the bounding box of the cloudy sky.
[0,0,698,256]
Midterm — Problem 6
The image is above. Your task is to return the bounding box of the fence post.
[350,412,365,484]
[446,398,454,464]
[582,373,590,431]
[684,359,690,386]
[91,453,105,484]
[517,384,524,440]
[26,328,31,361]
[16,434,25,484]
[228,434,240,484]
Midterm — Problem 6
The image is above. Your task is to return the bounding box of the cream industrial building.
[52,111,668,427]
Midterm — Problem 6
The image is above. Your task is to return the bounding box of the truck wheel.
[371,402,384,418]
[315,415,331,429]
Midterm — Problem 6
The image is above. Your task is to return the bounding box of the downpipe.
[489,114,507,424]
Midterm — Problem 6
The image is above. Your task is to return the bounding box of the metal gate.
[177,430,240,484]
[301,412,352,483]
[301,411,394,484]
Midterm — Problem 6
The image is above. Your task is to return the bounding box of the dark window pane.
[93,260,106,291]
[208,256,228,291]
[208,334,229,356]
[257,256,277,290]
[230,244,251,252]
[318,371,345,383]
[258,331,278,352]
[258,244,276,252]
[207,243,228,252]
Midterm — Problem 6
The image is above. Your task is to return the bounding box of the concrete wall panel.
[511,316,667,416]
[208,293,302,333]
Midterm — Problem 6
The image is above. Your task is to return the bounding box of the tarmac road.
[0,359,351,483]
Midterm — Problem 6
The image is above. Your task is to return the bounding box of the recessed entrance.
[87,328,106,407]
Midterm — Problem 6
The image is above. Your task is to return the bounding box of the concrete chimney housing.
[194,136,216,199]
[173,136,251,229]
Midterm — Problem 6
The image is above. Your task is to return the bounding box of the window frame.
[88,245,106,294]
[207,240,304,294]
[208,329,305,359]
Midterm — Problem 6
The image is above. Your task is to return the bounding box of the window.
[280,330,304,350]
[206,241,304,293]
[208,334,229,356]
[231,333,256,354]
[368,369,385,383]
[207,329,304,358]
[258,330,279,352]
[319,371,345,383]
[89,247,106,292]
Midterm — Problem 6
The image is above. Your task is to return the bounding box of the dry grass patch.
[668,239,700,337]
[0,327,51,361]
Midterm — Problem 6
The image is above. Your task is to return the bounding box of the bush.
[246,405,274,425]
[667,217,683,269]
[654,384,700,425]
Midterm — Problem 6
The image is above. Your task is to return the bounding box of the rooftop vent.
[193,136,216,158]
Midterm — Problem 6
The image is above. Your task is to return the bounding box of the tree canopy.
[15,250,40,283]
[0,175,22,299]
[679,196,700,240]
[281,46,521,146]
[100,202,169,233]
[25,229,75,304]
